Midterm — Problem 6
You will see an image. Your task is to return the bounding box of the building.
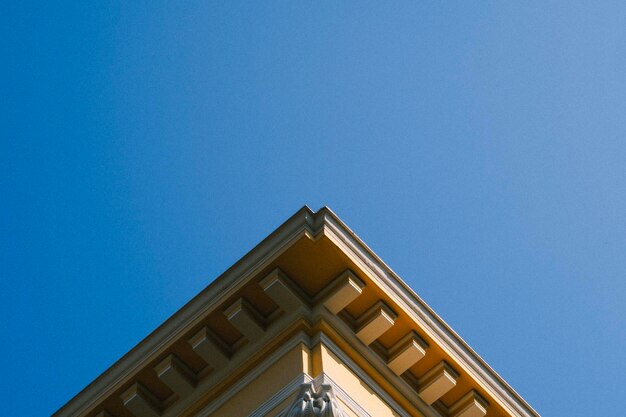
[54,207,539,417]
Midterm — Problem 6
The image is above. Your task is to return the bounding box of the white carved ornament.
[283,383,348,417]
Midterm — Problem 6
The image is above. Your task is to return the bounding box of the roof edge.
[54,205,539,417]
[54,206,318,416]
[316,207,539,417]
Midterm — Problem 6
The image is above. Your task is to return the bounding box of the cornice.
[316,207,538,417]
[54,206,539,417]
[54,206,321,417]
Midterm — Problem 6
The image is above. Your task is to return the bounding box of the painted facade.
[54,207,539,417]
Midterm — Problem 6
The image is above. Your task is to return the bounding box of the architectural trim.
[54,208,319,417]
[314,308,440,417]
[194,331,311,417]
[54,206,539,417]
[314,332,423,417]
[318,208,538,417]
[194,329,412,417]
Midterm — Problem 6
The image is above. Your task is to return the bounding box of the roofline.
[54,206,318,416]
[315,206,539,417]
[55,205,539,417]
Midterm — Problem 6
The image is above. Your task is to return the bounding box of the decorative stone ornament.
[284,383,347,417]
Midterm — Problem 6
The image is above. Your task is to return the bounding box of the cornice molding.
[54,206,539,417]
[317,207,538,417]
[194,331,312,417]
[54,207,320,417]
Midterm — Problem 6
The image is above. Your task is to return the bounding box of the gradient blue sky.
[2,2,626,416]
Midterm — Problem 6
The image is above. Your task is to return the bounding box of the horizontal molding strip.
[54,207,321,417]
[195,332,311,417]
[319,208,539,417]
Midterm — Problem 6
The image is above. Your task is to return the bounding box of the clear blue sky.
[2,2,625,416]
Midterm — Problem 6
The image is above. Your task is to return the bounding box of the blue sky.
[2,2,626,416]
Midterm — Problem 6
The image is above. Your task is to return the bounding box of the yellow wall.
[207,338,419,417]
[211,343,309,417]
[312,343,405,417]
